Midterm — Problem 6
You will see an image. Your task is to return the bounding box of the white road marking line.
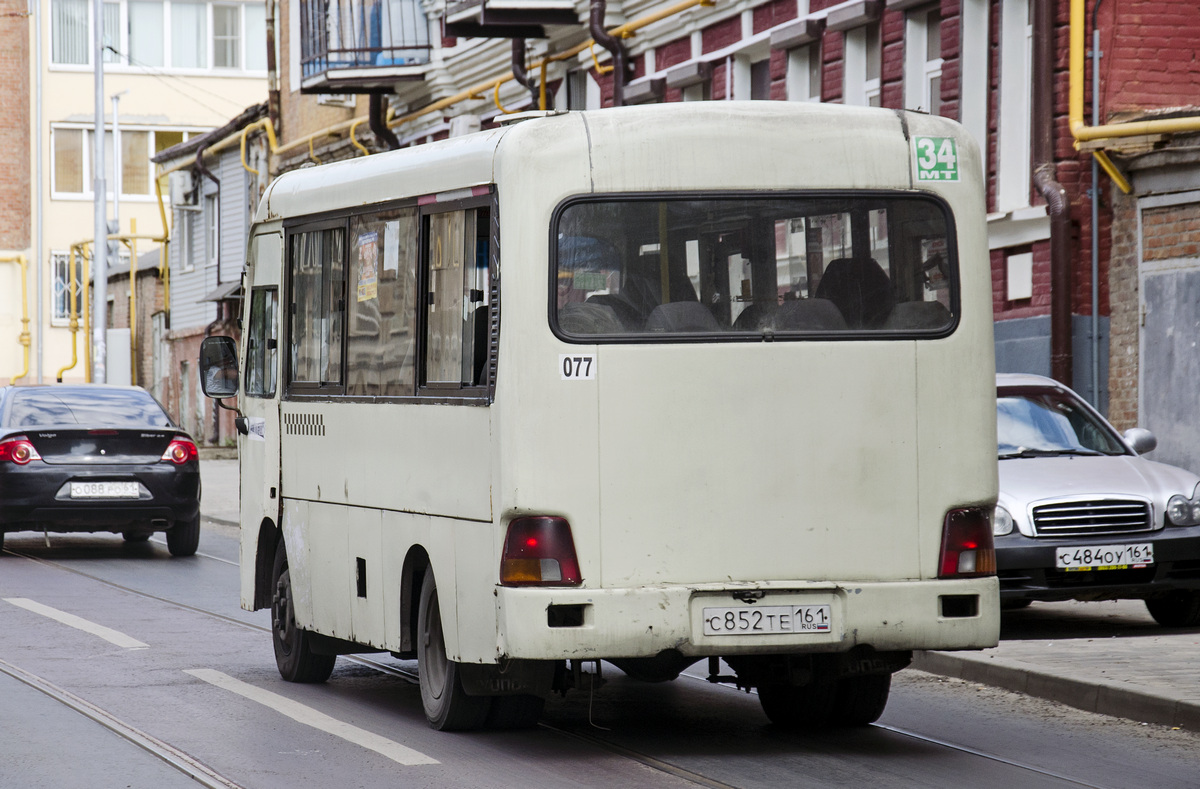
[3,597,149,649]
[184,669,439,766]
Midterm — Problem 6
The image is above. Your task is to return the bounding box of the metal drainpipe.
[1090,0,1105,408]
[369,94,401,151]
[1032,0,1073,387]
[590,0,630,107]
[266,0,281,141]
[511,40,540,108]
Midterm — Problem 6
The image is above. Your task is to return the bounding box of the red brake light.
[500,516,582,586]
[0,436,41,465]
[161,438,199,465]
[938,507,997,578]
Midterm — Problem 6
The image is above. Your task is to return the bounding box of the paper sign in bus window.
[357,232,379,301]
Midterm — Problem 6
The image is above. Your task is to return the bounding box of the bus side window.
[423,206,491,391]
[289,227,345,388]
[246,287,278,397]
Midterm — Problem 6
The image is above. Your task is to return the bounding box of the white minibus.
[201,101,999,731]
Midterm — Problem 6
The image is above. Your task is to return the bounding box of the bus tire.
[166,515,200,557]
[417,570,492,731]
[757,678,837,729]
[831,673,891,726]
[272,542,336,683]
[486,695,545,729]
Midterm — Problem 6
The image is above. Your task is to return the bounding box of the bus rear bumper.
[494,578,1000,660]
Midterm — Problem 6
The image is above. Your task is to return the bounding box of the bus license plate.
[70,481,140,499]
[1055,543,1154,571]
[702,605,832,636]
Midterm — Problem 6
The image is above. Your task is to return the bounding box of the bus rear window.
[553,194,956,339]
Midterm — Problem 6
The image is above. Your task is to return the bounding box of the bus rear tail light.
[500,516,582,586]
[0,436,41,465]
[161,438,199,465]
[938,507,996,578]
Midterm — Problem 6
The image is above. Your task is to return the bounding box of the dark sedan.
[0,385,201,556]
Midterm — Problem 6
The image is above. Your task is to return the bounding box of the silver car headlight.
[993,505,1014,536]
[1166,494,1200,526]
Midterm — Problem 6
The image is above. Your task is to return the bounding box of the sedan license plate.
[70,481,140,499]
[1055,543,1154,571]
[702,605,832,636]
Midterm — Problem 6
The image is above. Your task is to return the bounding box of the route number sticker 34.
[915,136,959,182]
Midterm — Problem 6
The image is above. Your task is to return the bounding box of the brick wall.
[1106,191,1138,430]
[1097,0,1200,119]
[0,0,30,250]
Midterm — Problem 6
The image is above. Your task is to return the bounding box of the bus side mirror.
[200,336,240,400]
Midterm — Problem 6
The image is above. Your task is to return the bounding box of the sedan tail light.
[0,436,41,465]
[938,507,996,578]
[500,516,582,586]
[161,438,199,465]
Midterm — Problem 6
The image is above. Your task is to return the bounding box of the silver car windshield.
[997,391,1127,458]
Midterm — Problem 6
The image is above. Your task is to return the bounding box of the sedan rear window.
[6,388,174,428]
[553,193,956,340]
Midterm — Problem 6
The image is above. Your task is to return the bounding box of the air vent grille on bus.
[284,412,325,437]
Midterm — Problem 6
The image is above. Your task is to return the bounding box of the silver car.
[995,373,1200,626]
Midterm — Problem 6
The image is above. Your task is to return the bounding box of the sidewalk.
[196,455,1200,730]
[198,456,239,527]
[914,599,1200,730]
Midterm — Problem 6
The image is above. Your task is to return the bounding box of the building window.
[51,253,84,324]
[904,7,943,114]
[786,44,821,102]
[51,250,130,325]
[750,59,771,100]
[997,0,1033,212]
[844,22,882,107]
[51,0,265,73]
[213,4,240,68]
[52,126,194,199]
[179,211,195,272]
[51,0,88,65]
[172,1,208,68]
[206,195,220,266]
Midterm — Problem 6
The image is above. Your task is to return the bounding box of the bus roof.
[256,102,974,224]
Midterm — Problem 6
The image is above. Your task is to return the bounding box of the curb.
[201,515,239,528]
[913,650,1200,730]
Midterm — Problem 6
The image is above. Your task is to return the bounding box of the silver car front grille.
[1031,499,1152,537]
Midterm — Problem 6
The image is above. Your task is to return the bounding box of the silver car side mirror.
[1123,428,1157,455]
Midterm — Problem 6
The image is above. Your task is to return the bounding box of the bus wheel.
[757,678,837,729]
[417,570,492,731]
[486,695,545,729]
[167,515,200,557]
[831,674,891,726]
[271,542,336,683]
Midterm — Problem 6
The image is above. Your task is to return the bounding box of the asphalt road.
[2,526,1198,789]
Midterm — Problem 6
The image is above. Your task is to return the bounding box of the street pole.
[112,91,126,244]
[92,0,107,383]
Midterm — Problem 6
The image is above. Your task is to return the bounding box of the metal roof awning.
[200,281,243,302]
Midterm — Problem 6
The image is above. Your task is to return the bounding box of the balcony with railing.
[300,0,433,93]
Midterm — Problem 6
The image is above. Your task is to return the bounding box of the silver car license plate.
[1055,543,1154,571]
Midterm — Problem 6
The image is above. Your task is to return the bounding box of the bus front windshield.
[553,194,956,339]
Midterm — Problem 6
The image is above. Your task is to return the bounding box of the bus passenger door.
[239,232,283,612]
